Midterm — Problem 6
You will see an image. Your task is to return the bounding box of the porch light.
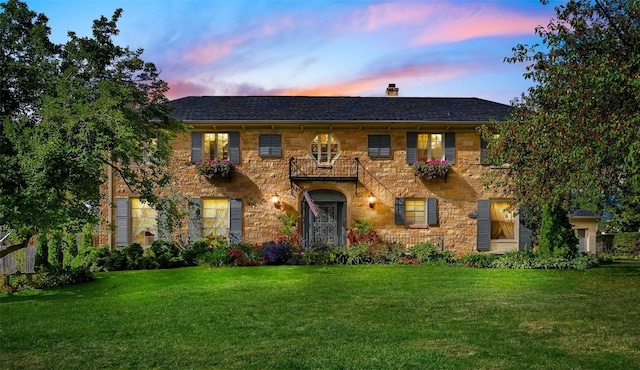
[271,194,282,209]
[368,196,375,209]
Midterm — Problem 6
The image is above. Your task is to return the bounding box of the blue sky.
[23,0,561,104]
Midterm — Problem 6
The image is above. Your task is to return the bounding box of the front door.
[302,190,346,247]
[311,202,338,245]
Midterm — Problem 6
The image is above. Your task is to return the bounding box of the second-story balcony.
[289,157,359,182]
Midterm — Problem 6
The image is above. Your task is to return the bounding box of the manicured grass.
[2,264,640,369]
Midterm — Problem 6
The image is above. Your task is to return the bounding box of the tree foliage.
[0,0,183,258]
[537,204,579,258]
[484,0,640,227]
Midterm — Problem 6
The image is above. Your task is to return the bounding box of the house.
[97,84,596,255]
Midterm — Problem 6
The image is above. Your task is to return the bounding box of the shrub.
[122,243,145,269]
[613,232,640,254]
[47,231,64,269]
[262,241,293,265]
[103,249,127,271]
[148,240,184,269]
[568,253,601,269]
[71,246,110,272]
[457,252,499,268]
[181,240,212,266]
[34,265,95,288]
[538,204,578,258]
[35,234,49,271]
[410,242,454,264]
[198,245,229,267]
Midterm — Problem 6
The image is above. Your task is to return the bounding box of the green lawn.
[1,264,640,369]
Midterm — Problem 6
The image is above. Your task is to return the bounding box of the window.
[417,134,443,161]
[394,198,438,226]
[131,198,158,247]
[259,134,282,158]
[204,133,229,160]
[368,135,391,158]
[191,132,240,164]
[310,133,340,164]
[188,198,243,244]
[202,199,229,239]
[407,132,455,165]
[405,199,426,224]
[490,201,514,239]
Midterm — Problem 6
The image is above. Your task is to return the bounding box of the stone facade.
[99,123,513,256]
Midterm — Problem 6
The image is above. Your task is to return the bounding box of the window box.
[411,159,451,180]
[196,158,234,179]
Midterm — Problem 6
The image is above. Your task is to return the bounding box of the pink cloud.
[354,2,548,45]
[166,80,210,100]
[184,38,246,65]
[280,61,478,97]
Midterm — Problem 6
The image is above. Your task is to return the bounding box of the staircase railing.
[355,158,395,208]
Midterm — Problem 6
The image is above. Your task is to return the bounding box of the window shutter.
[519,217,532,250]
[477,200,490,251]
[406,132,417,164]
[369,135,390,158]
[188,198,202,244]
[427,197,439,226]
[259,134,281,158]
[444,132,456,164]
[394,198,405,225]
[379,135,391,157]
[115,198,129,247]
[368,135,380,157]
[480,136,491,164]
[229,198,243,244]
[271,134,282,157]
[190,132,202,164]
[157,198,169,241]
[228,132,240,164]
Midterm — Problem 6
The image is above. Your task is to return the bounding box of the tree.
[0,0,183,258]
[484,0,640,232]
[538,204,579,258]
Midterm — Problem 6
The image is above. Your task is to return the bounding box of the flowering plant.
[411,159,451,180]
[195,158,234,179]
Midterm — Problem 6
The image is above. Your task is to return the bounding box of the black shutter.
[115,198,129,247]
[271,134,282,157]
[394,198,405,225]
[406,132,417,164]
[519,217,532,250]
[427,197,439,226]
[444,132,456,164]
[190,132,202,164]
[477,200,490,251]
[229,198,243,244]
[368,135,380,157]
[480,136,491,164]
[188,198,202,244]
[228,132,240,164]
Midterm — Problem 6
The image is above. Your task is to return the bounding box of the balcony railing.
[289,157,359,181]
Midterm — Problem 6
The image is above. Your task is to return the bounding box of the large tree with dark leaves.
[484,0,639,234]
[0,0,183,258]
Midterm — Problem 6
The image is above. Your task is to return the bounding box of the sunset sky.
[23,0,561,104]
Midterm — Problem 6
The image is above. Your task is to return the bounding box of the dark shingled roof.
[169,96,511,122]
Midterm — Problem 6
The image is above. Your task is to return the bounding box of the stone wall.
[100,127,505,255]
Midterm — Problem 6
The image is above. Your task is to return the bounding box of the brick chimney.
[385,83,399,96]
